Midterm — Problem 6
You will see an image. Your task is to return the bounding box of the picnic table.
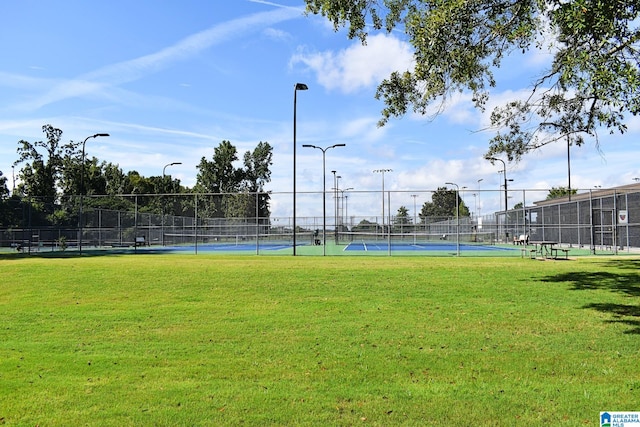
[529,241,569,259]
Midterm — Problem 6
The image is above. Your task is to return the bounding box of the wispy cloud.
[263,27,293,42]
[14,7,303,112]
[290,33,414,93]
[247,0,303,10]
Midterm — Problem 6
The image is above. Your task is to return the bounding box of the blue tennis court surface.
[163,242,292,252]
[128,240,519,254]
[343,241,517,252]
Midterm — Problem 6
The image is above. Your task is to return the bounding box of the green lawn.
[1,254,638,426]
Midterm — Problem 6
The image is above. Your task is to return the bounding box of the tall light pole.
[162,162,182,246]
[473,194,477,219]
[373,169,392,235]
[476,178,483,218]
[302,144,345,255]
[487,157,509,243]
[445,182,460,256]
[338,187,353,227]
[293,82,308,255]
[541,122,573,201]
[79,132,109,255]
[411,194,418,243]
[331,172,342,244]
[163,162,182,180]
[566,134,571,201]
[344,192,351,230]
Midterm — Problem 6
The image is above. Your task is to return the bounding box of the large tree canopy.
[305,0,640,161]
[420,187,469,221]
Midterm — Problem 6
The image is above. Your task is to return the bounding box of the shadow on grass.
[0,248,171,260]
[541,259,640,335]
[583,303,640,335]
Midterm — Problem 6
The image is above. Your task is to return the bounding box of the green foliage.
[352,218,379,232]
[13,125,73,212]
[3,127,274,229]
[56,236,68,251]
[419,187,470,221]
[0,170,8,200]
[546,186,578,200]
[394,205,411,224]
[196,140,273,219]
[0,195,22,228]
[305,0,640,160]
[1,255,638,424]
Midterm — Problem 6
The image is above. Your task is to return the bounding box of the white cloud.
[13,7,303,112]
[291,33,414,93]
[262,27,292,42]
[338,116,389,142]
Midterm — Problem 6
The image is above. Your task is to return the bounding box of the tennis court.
[139,235,522,256]
[163,242,292,253]
[343,240,516,252]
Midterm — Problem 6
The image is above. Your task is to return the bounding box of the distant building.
[505,183,640,251]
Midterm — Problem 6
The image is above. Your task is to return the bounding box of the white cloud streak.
[14,7,303,112]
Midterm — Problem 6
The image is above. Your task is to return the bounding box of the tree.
[238,141,274,220]
[195,140,241,218]
[352,219,379,232]
[196,140,242,194]
[546,186,578,200]
[195,140,274,220]
[0,170,8,200]
[395,206,411,223]
[305,0,640,161]
[13,125,76,216]
[419,187,469,222]
[0,171,20,228]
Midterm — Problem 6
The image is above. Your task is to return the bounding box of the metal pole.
[411,194,418,244]
[194,194,198,255]
[373,169,392,235]
[293,83,308,256]
[331,170,337,245]
[322,151,326,254]
[446,182,460,256]
[487,158,508,243]
[387,190,391,256]
[335,175,341,244]
[345,194,349,230]
[567,135,571,201]
[162,162,181,246]
[79,133,109,255]
[302,144,345,255]
[256,192,259,255]
[477,178,483,218]
[339,187,353,230]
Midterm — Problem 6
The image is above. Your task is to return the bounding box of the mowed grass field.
[1,254,639,426]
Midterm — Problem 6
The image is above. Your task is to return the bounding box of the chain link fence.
[1,187,638,255]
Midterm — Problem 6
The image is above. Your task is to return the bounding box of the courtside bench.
[135,236,148,247]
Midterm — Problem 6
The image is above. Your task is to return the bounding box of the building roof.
[531,183,640,207]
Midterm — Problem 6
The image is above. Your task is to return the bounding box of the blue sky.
[1,0,639,218]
